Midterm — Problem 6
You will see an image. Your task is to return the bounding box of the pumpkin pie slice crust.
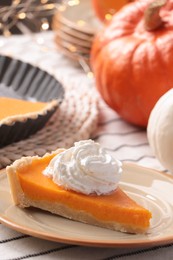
[6,149,152,234]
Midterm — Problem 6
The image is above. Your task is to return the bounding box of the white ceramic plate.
[54,37,90,62]
[54,30,92,49]
[1,163,173,247]
[52,17,94,41]
[57,0,103,35]
[54,34,91,54]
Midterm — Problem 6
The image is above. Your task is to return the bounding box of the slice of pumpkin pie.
[6,140,152,234]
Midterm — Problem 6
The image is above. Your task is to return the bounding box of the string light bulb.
[0,0,58,35]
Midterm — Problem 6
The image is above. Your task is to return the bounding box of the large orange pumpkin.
[91,0,173,127]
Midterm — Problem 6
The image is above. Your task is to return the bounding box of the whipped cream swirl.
[43,140,122,195]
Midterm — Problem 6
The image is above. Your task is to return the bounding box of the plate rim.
[1,164,173,248]
[56,0,102,35]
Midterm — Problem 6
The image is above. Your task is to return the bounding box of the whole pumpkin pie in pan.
[0,55,64,147]
[0,97,58,125]
[0,97,59,147]
[6,140,152,234]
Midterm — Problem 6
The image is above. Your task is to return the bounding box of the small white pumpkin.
[147,89,173,173]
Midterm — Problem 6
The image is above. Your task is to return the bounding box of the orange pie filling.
[0,97,47,120]
[15,153,151,229]
[0,97,58,125]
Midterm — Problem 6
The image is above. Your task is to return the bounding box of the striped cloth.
[0,32,173,260]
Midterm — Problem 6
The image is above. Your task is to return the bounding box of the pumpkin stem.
[144,0,167,31]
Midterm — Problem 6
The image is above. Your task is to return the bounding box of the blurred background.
[0,0,61,35]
